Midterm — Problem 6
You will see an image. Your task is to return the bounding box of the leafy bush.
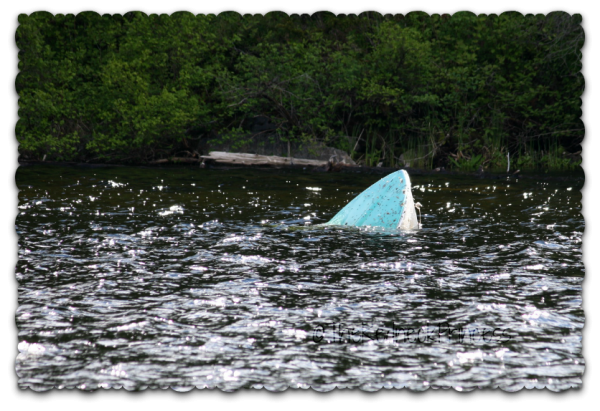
[16,12,583,169]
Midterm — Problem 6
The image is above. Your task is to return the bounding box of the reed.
[481,111,509,171]
[394,130,435,169]
[341,120,580,172]
[502,139,580,171]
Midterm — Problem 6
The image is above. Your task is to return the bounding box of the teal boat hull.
[325,170,419,230]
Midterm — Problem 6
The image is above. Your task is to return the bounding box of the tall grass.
[479,112,509,171]
[355,128,436,168]
[514,140,580,171]
[341,122,579,172]
[398,133,435,169]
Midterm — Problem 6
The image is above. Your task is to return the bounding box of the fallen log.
[200,151,329,167]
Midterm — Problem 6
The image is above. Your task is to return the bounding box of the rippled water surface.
[16,165,584,391]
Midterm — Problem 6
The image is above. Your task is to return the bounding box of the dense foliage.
[16,11,584,170]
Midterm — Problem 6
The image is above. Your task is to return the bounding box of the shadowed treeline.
[16,11,583,170]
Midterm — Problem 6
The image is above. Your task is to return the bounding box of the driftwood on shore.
[17,155,584,183]
[200,151,329,167]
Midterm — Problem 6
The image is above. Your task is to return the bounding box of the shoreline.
[17,158,585,183]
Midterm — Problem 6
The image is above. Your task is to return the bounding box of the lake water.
[15,165,584,391]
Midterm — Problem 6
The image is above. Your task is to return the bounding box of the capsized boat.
[325,170,419,230]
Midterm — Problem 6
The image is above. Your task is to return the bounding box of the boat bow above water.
[325,169,419,230]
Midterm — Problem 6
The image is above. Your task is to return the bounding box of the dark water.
[15,165,584,391]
